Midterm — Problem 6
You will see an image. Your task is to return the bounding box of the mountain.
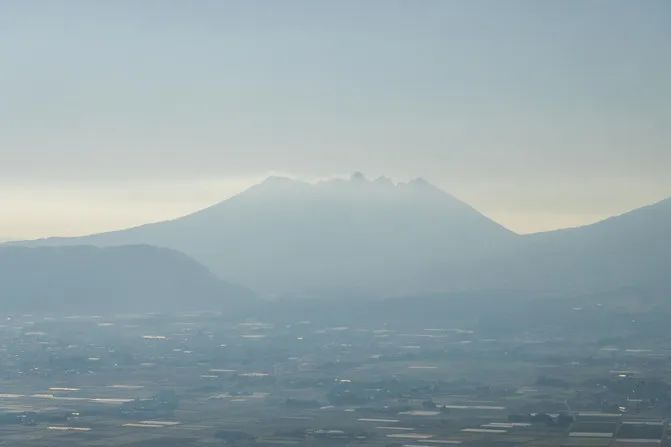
[12,174,517,297]
[0,245,254,313]
[494,196,671,295]
[9,175,670,299]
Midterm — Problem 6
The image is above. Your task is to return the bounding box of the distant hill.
[9,175,671,299]
[489,196,671,295]
[0,245,254,313]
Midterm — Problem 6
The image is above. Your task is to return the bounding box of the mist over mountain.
[0,245,254,313]
[11,174,671,299]
[15,174,516,297]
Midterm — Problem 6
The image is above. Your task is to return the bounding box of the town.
[1,294,670,447]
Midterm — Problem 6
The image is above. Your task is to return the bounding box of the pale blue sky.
[1,0,669,237]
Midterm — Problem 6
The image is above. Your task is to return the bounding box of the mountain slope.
[0,245,254,313]
[14,174,518,297]
[511,196,671,294]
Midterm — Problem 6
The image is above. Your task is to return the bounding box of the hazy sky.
[1,0,670,239]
